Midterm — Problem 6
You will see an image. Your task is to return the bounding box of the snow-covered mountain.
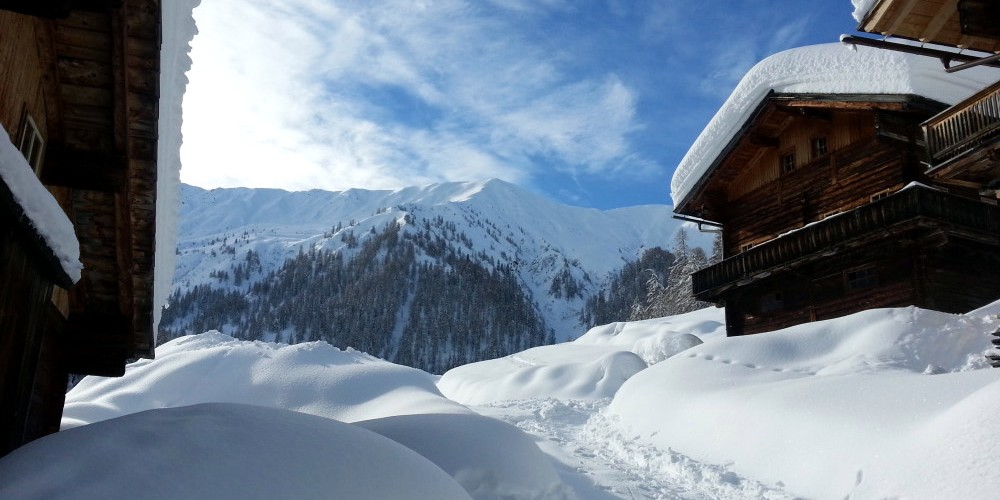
[163,179,712,372]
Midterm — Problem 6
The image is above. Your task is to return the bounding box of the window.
[740,242,755,253]
[810,136,828,159]
[18,115,44,174]
[845,266,877,291]
[780,151,796,174]
[760,291,784,313]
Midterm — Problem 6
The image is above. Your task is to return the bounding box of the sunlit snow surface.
[3,302,1000,499]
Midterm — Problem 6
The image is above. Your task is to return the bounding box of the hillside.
[160,179,715,372]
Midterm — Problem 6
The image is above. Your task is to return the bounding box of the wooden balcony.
[923,79,1000,169]
[692,186,1000,299]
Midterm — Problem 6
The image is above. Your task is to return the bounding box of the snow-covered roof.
[851,0,879,22]
[0,124,82,284]
[670,42,1000,209]
[153,0,201,340]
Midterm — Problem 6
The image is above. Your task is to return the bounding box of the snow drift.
[599,305,1000,499]
[438,308,725,404]
[0,403,472,500]
[62,331,471,428]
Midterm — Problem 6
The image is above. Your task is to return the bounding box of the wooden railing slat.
[924,80,1000,165]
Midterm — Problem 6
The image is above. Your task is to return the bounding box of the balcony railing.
[923,79,1000,166]
[692,187,1000,298]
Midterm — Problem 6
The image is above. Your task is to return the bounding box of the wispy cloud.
[180,0,650,196]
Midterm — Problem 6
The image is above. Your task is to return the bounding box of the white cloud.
[179,0,651,195]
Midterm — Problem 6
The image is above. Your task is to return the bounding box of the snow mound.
[604,304,1000,498]
[670,43,1000,207]
[357,413,574,500]
[0,403,472,500]
[0,125,82,283]
[575,307,724,364]
[63,332,470,428]
[439,308,725,405]
[439,347,647,405]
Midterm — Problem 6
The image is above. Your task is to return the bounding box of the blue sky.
[180,0,860,210]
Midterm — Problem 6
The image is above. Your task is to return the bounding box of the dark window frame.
[845,266,878,291]
[780,150,796,174]
[810,136,828,159]
[18,114,45,175]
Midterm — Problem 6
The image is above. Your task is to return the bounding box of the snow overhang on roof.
[0,124,82,286]
[152,0,201,345]
[851,0,879,22]
[670,42,1000,211]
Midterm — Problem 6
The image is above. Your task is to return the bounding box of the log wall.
[0,12,50,147]
[723,130,921,257]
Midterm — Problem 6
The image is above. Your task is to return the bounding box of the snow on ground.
[4,302,1000,499]
[601,305,1000,499]
[56,332,572,500]
[438,308,725,405]
[356,413,574,499]
[62,331,472,427]
[0,403,472,500]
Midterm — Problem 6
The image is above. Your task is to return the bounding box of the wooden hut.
[673,27,1000,336]
[0,0,162,456]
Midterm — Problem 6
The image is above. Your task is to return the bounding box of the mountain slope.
[162,179,711,371]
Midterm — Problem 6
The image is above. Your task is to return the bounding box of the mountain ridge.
[164,179,713,371]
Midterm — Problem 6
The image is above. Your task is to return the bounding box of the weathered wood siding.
[0,212,56,455]
[919,237,1000,313]
[722,113,922,257]
[726,112,873,200]
[0,12,50,144]
[730,237,919,335]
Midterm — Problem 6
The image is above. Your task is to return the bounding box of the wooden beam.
[0,0,121,18]
[748,133,779,149]
[921,0,958,42]
[798,108,833,122]
[886,0,921,36]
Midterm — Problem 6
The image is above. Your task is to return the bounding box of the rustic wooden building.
[0,0,163,456]
[672,36,1000,336]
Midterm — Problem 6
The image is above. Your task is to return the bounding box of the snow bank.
[153,0,201,338]
[0,403,472,500]
[440,348,646,405]
[357,413,574,500]
[0,125,82,283]
[62,332,471,428]
[574,307,725,364]
[670,43,1000,207]
[438,308,724,404]
[601,304,1000,499]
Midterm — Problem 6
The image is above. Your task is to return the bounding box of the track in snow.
[472,399,793,500]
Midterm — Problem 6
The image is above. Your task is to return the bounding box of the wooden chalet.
[0,0,162,456]
[674,2,1000,337]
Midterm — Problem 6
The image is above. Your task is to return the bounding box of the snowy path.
[472,399,793,500]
